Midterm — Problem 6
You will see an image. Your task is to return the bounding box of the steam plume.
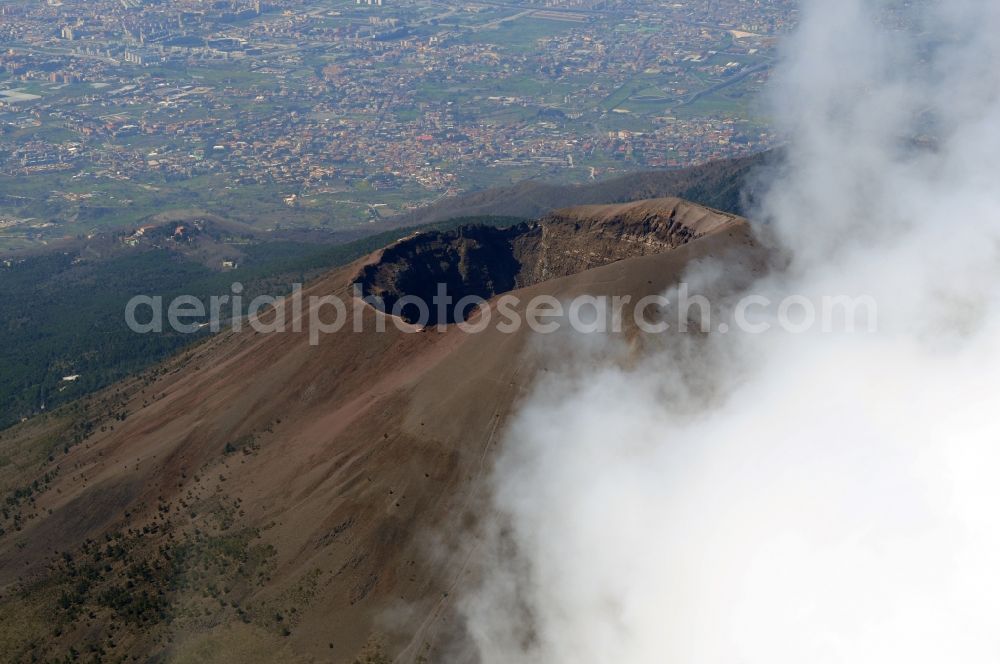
[462,1,1000,662]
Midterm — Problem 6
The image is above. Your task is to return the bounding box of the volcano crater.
[356,197,742,325]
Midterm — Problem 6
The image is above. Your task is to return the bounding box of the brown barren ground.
[0,199,764,663]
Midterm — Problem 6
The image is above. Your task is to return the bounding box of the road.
[678,62,771,107]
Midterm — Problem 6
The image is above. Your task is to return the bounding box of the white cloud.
[461,1,1000,662]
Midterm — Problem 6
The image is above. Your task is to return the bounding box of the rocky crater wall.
[357,198,742,324]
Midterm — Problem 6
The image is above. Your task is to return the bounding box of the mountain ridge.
[0,198,767,663]
[390,151,771,228]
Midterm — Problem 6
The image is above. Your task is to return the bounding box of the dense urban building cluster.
[0,0,796,241]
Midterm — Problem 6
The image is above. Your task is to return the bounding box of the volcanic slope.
[0,198,763,663]
[392,150,772,227]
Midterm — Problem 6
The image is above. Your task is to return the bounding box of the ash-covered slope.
[0,199,762,664]
[391,151,770,229]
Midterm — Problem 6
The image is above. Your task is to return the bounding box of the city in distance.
[0,0,792,250]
